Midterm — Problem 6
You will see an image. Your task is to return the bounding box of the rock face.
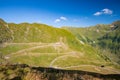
[0,64,120,80]
[0,19,12,45]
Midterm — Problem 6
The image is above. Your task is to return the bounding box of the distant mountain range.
[63,21,120,64]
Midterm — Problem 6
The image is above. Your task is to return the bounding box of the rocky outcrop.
[0,64,120,80]
[0,19,12,46]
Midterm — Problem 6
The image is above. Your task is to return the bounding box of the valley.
[0,19,120,80]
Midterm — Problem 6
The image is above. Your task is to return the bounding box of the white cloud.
[94,8,113,16]
[54,16,67,23]
[60,16,67,20]
[54,19,61,23]
[102,8,113,14]
[94,12,102,16]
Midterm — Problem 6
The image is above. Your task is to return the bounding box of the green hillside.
[98,21,120,64]
[0,19,119,74]
[8,23,84,51]
[63,24,110,44]
[0,19,12,44]
[63,21,120,65]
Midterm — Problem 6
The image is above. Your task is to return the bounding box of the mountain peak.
[0,18,6,25]
[111,20,120,30]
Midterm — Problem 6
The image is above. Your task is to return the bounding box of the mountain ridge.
[63,20,120,64]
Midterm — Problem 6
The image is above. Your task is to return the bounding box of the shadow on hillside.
[0,64,120,80]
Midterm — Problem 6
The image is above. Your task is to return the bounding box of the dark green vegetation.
[63,21,120,65]
[0,18,120,80]
[98,21,120,63]
[0,64,120,80]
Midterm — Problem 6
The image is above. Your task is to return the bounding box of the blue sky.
[0,0,120,27]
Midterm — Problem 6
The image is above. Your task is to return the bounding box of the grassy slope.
[1,19,118,73]
[98,21,120,64]
[63,24,110,44]
[8,23,93,51]
[0,19,12,44]
[62,23,120,65]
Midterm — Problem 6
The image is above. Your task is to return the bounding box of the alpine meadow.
[0,0,120,80]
